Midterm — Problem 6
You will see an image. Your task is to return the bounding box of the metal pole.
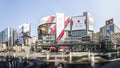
[91,53,95,68]
[69,52,72,63]
[88,50,91,59]
[47,53,49,60]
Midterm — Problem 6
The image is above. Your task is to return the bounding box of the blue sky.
[0,0,120,36]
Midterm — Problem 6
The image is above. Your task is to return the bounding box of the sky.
[0,0,120,36]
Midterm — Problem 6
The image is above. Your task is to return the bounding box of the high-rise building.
[0,27,18,46]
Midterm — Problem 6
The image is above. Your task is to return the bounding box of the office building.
[0,27,18,46]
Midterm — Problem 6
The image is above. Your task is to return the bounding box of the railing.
[0,51,120,63]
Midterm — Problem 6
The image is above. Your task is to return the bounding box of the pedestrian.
[65,48,70,54]
[18,57,23,68]
[58,63,64,68]
[30,46,34,54]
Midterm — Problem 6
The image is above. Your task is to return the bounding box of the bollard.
[54,55,58,67]
[14,54,16,58]
[69,52,72,63]
[117,50,119,58]
[47,53,49,60]
[91,53,95,68]
[26,54,29,59]
[118,50,120,57]
[4,53,7,57]
[88,51,91,59]
[108,53,111,59]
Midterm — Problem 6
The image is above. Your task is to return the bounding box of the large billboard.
[23,23,31,33]
[18,23,31,38]
[106,18,113,25]
[88,17,94,31]
[39,16,56,25]
[71,16,86,30]
[56,13,64,40]
[39,16,56,34]
[105,19,114,35]
[48,23,56,34]
[101,24,114,39]
[19,23,31,33]
[18,37,24,45]
[106,24,114,34]
[64,17,71,30]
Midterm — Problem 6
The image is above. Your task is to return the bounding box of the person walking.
[58,63,64,68]
[30,46,34,54]
[65,48,70,54]
[18,57,23,68]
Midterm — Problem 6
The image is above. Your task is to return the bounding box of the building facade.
[100,19,120,50]
[100,19,120,41]
[37,16,56,45]
[0,27,18,46]
[31,36,38,46]
[37,12,94,45]
[93,32,100,43]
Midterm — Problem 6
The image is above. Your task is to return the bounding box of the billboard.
[18,37,24,45]
[39,16,56,25]
[19,25,24,37]
[105,19,114,35]
[72,16,86,30]
[19,23,31,33]
[64,17,71,30]
[106,18,113,25]
[18,23,31,38]
[48,23,56,34]
[56,13,64,40]
[88,17,94,31]
[106,24,114,34]
[23,23,31,33]
[39,16,56,34]
[101,24,114,39]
